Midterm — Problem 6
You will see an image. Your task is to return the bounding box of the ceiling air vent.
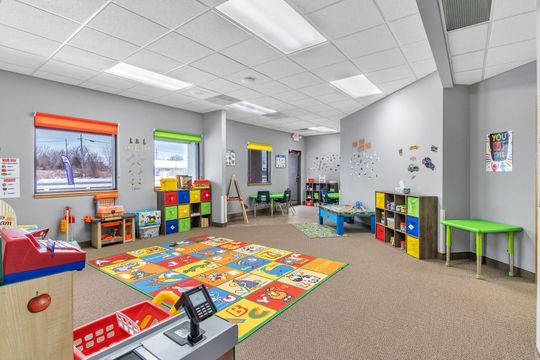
[263,112,287,120]
[442,0,491,31]
[205,95,241,106]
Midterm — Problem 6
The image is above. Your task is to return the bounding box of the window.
[154,129,201,186]
[247,142,272,185]
[34,113,117,195]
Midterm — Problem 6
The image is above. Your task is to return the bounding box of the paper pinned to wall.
[486,131,512,172]
[0,158,20,198]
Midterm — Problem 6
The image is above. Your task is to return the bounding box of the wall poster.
[275,154,286,168]
[226,150,236,167]
[0,158,20,198]
[486,131,512,172]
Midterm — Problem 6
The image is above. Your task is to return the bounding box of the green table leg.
[445,225,452,267]
[508,232,515,277]
[475,232,483,280]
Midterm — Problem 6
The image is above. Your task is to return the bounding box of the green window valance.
[154,129,202,143]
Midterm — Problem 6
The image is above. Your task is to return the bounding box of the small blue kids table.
[318,205,375,235]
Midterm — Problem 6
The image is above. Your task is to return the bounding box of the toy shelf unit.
[90,193,135,249]
[305,181,339,206]
[375,191,438,259]
[134,210,161,239]
[157,181,212,235]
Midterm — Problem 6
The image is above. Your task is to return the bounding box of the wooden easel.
[226,175,249,224]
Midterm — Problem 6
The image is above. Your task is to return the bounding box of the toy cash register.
[0,228,86,284]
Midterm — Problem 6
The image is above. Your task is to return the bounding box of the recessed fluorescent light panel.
[228,101,276,115]
[106,63,191,91]
[216,0,327,54]
[330,74,382,98]
[308,126,337,133]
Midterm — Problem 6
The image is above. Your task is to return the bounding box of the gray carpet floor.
[75,207,536,360]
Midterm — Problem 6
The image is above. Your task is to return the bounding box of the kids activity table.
[441,219,523,279]
[248,192,284,216]
[319,205,375,235]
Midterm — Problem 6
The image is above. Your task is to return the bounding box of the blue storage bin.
[178,190,190,204]
[406,216,419,237]
[165,219,178,234]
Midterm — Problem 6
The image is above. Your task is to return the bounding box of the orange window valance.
[34,112,118,135]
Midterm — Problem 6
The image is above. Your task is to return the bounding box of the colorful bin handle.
[152,290,181,315]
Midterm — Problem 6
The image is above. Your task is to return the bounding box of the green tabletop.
[249,193,284,200]
[327,192,339,199]
[440,219,523,233]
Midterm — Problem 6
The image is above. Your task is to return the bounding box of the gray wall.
[304,133,341,183]
[225,120,305,214]
[442,86,471,253]
[340,73,444,212]
[469,62,536,273]
[0,70,202,242]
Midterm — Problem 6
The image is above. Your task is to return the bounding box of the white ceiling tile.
[190,53,246,76]
[82,73,139,91]
[489,11,535,47]
[221,37,282,67]
[484,59,533,79]
[389,14,426,45]
[451,51,485,73]
[330,99,364,112]
[180,100,222,113]
[447,24,488,55]
[410,58,436,78]
[334,24,396,59]
[293,98,324,109]
[353,47,406,73]
[287,0,342,14]
[53,46,117,72]
[376,76,414,94]
[0,24,60,57]
[290,43,346,70]
[453,69,482,85]
[366,64,414,84]
[298,83,336,97]
[19,0,108,22]
[252,96,283,107]
[308,0,384,39]
[315,91,350,104]
[88,4,168,46]
[198,0,226,7]
[248,80,291,95]
[80,82,122,94]
[125,49,182,73]
[227,87,265,101]
[485,39,536,67]
[69,27,139,60]
[318,108,346,118]
[279,72,322,89]
[254,57,305,79]
[401,40,433,62]
[113,0,207,28]
[147,32,213,64]
[199,77,243,93]
[39,60,97,81]
[167,65,216,85]
[179,86,220,100]
[224,68,273,87]
[126,83,176,98]
[152,92,197,107]
[308,102,335,112]
[492,0,536,20]
[0,0,79,42]
[310,61,360,82]
[375,0,418,22]
[284,108,311,117]
[271,101,300,112]
[34,70,82,85]
[0,60,35,75]
[272,90,308,102]
[0,45,47,68]
[118,90,157,101]
[176,11,250,51]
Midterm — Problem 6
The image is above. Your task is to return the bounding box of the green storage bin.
[164,205,178,221]
[407,197,419,217]
[178,218,191,232]
[201,202,212,215]
[314,192,319,200]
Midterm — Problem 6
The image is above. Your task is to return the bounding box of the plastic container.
[160,178,178,191]
[137,225,160,239]
[135,210,161,228]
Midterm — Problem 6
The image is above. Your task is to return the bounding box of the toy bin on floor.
[73,301,170,359]
[137,225,160,239]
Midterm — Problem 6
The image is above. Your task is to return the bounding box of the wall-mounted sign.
[0,158,20,198]
[486,131,512,172]
[275,154,286,168]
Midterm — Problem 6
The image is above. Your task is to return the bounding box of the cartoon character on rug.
[200,271,228,282]
[152,272,183,286]
[110,261,142,273]
[258,286,293,303]
[287,271,320,284]
[129,269,151,281]
[259,264,292,277]
[229,278,261,295]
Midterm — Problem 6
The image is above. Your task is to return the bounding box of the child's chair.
[254,191,270,217]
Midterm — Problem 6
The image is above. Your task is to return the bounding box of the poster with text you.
[486,131,512,172]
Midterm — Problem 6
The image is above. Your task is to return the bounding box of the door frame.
[288,149,302,205]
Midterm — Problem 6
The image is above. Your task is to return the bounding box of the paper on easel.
[0,158,20,199]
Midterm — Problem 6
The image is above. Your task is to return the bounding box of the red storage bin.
[200,189,211,202]
[376,224,385,242]
[164,191,178,205]
[306,200,313,206]
[73,301,170,359]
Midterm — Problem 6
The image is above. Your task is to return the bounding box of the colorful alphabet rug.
[89,235,348,342]
[293,223,348,238]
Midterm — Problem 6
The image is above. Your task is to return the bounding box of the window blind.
[154,129,202,143]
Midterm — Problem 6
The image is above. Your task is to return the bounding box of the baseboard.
[79,240,91,248]
[437,252,535,280]
[227,207,274,221]
[211,222,227,227]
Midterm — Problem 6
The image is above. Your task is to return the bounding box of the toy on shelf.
[160,177,178,191]
[135,209,161,239]
[85,193,135,249]
[177,175,193,189]
[0,228,85,285]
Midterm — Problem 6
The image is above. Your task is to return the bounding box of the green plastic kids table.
[440,219,523,279]
[248,193,284,216]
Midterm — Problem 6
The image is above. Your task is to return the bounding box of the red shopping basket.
[73,301,170,359]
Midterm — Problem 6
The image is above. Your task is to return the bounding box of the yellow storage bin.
[160,178,178,191]
[376,192,385,209]
[178,204,190,218]
[190,190,201,203]
[406,235,419,259]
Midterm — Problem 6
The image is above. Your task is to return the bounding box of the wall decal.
[226,150,236,167]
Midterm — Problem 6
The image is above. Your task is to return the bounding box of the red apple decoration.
[27,293,51,313]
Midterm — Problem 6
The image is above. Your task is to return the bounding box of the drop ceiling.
[0,0,438,135]
[444,0,536,85]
